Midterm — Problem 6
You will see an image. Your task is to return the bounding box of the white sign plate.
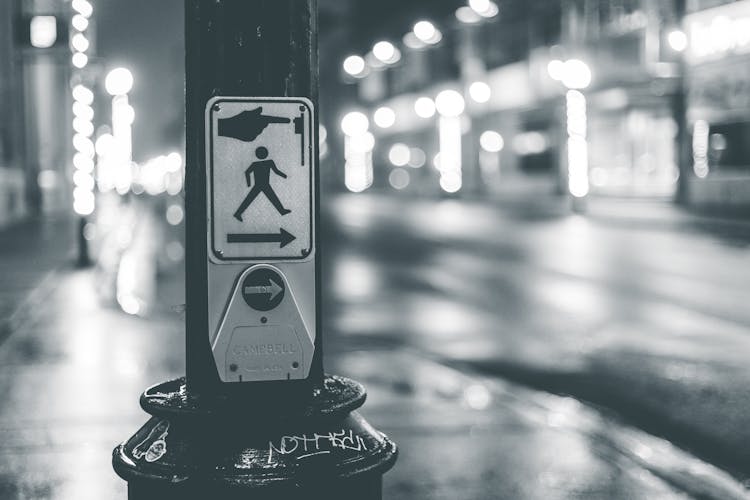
[206,97,314,262]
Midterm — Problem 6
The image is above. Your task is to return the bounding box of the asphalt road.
[1,192,749,499]
[321,193,750,482]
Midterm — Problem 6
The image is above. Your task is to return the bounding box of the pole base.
[113,375,397,499]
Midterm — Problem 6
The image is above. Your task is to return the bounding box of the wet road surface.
[322,193,750,482]
[0,193,749,499]
[1,269,741,500]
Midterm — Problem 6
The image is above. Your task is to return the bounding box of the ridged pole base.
[113,375,397,500]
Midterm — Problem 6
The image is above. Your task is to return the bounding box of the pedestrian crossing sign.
[206,97,315,262]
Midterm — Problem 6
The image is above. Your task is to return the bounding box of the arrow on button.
[244,278,283,301]
[227,229,296,248]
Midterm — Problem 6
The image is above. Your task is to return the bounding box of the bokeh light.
[372,41,401,64]
[105,67,134,96]
[389,168,411,190]
[72,85,94,105]
[561,59,592,90]
[71,33,90,52]
[388,143,411,166]
[480,131,504,153]
[455,6,482,23]
[30,16,57,48]
[668,30,688,52]
[341,111,369,136]
[343,55,366,76]
[414,96,436,118]
[71,52,88,68]
[374,106,396,129]
[435,90,465,117]
[469,81,491,103]
[71,0,93,18]
[71,14,88,32]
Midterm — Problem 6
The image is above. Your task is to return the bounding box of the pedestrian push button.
[211,264,314,383]
[241,267,285,311]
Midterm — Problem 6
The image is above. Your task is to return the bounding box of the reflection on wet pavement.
[1,192,749,498]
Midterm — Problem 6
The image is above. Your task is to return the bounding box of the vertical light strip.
[70,0,95,215]
[566,89,589,198]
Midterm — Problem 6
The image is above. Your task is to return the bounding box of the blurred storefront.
[562,0,682,199]
[332,0,711,206]
[0,0,29,226]
[683,0,750,208]
[0,0,75,227]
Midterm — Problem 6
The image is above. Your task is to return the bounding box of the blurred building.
[0,0,76,227]
[326,0,750,211]
[684,0,750,207]
[0,0,27,226]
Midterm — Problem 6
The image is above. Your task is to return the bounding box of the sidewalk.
[583,196,750,245]
[328,349,748,500]
[0,265,746,499]
[468,189,750,239]
[0,216,75,342]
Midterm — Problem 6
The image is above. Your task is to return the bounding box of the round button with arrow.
[241,267,285,311]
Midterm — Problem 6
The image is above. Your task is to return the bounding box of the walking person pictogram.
[234,146,291,221]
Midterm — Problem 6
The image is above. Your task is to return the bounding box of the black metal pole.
[114,2,396,497]
[185,0,323,401]
[76,216,91,267]
[673,0,690,205]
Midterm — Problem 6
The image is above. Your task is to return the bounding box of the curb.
[399,349,750,500]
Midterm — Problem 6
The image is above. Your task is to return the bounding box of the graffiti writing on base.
[267,429,368,464]
[132,419,169,463]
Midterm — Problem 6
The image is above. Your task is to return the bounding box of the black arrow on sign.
[227,228,296,248]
